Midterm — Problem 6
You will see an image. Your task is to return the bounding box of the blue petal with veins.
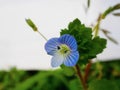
[45,34,79,67]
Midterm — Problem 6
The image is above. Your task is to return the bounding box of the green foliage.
[15,70,69,90]
[69,79,83,90]
[92,4,120,45]
[87,36,106,58]
[0,67,28,90]
[61,64,75,76]
[60,19,107,65]
[102,3,120,19]
[88,79,119,90]
[0,59,120,90]
[87,60,120,90]
[98,60,120,79]
[25,19,38,31]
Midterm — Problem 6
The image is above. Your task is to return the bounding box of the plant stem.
[93,14,102,38]
[37,31,48,41]
[75,65,87,90]
[84,61,92,83]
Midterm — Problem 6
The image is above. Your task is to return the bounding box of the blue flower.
[45,34,79,67]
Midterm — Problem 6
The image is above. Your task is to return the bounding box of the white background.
[0,0,120,70]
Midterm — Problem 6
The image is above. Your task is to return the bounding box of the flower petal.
[51,53,64,67]
[45,38,60,55]
[58,34,77,51]
[64,51,79,66]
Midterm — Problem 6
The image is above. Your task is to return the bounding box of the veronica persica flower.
[45,34,79,67]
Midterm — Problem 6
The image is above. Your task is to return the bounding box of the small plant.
[25,2,120,90]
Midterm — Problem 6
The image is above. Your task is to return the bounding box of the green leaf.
[99,59,120,78]
[89,59,120,80]
[102,3,120,19]
[114,79,120,89]
[88,79,119,90]
[61,64,75,76]
[25,18,38,31]
[60,18,107,65]
[69,79,83,90]
[15,71,69,90]
[87,36,107,58]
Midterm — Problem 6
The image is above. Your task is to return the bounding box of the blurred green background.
[0,59,120,90]
[0,0,120,90]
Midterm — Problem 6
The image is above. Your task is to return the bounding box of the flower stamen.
[58,44,70,55]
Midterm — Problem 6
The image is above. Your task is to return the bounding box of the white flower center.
[57,44,71,56]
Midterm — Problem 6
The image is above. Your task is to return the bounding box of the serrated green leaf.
[102,3,120,19]
[25,18,38,31]
[87,36,107,58]
[68,18,81,30]
[60,18,107,65]
[60,28,69,35]
[88,79,119,90]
